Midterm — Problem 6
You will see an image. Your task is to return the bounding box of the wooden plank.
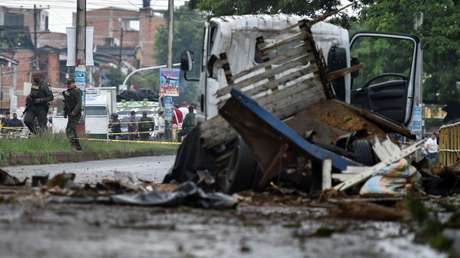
[259,32,309,54]
[326,64,363,81]
[331,100,415,139]
[244,64,318,97]
[322,159,332,190]
[332,173,360,182]
[372,137,392,161]
[216,55,309,97]
[259,77,323,108]
[274,88,324,119]
[334,139,426,192]
[232,45,312,81]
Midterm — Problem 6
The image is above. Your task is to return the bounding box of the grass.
[0,134,178,166]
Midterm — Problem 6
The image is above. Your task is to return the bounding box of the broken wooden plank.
[216,55,309,97]
[322,159,332,190]
[232,46,312,81]
[326,64,363,81]
[259,31,309,54]
[334,139,426,192]
[331,100,415,139]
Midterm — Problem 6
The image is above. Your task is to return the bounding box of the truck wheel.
[216,137,259,194]
[352,140,375,166]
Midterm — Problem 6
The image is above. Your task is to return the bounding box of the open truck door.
[349,33,423,138]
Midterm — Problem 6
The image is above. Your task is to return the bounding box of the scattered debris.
[112,182,236,209]
[31,174,49,187]
[46,172,76,189]
[329,201,406,221]
[0,169,28,186]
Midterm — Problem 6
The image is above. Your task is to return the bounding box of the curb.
[2,149,177,166]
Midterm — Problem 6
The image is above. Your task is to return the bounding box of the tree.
[154,6,205,104]
[188,0,343,17]
[355,0,460,104]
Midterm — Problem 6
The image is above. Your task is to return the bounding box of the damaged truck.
[164,14,424,195]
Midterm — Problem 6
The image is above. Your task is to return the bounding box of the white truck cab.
[182,15,423,138]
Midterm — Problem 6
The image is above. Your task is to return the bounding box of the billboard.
[159,68,180,97]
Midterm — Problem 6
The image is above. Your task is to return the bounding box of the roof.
[0,26,34,49]
[96,46,138,56]
[86,7,139,14]
[0,54,18,65]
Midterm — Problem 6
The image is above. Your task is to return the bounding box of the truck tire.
[352,140,375,166]
[216,137,259,193]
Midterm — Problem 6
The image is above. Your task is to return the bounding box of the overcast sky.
[1,0,350,33]
[1,0,187,33]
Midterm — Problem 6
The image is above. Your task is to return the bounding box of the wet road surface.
[0,156,447,258]
[2,155,175,184]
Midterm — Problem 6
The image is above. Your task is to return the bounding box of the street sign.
[75,66,86,89]
[163,96,173,121]
[159,68,180,97]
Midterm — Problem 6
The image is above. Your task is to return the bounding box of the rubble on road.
[0,168,28,186]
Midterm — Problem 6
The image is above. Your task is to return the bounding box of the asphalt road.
[0,156,447,258]
[3,155,176,184]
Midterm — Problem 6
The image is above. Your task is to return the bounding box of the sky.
[0,0,187,33]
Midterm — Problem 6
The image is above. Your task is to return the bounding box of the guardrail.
[439,121,460,167]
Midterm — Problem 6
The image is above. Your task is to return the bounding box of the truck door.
[349,33,422,127]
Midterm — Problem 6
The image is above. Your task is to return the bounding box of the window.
[85,106,107,116]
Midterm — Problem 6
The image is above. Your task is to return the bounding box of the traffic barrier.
[78,137,180,145]
[439,121,460,167]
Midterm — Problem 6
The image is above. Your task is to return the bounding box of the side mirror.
[351,57,360,78]
[180,50,194,72]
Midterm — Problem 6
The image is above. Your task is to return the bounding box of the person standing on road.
[109,113,122,139]
[139,111,155,141]
[424,132,439,165]
[181,105,196,139]
[24,72,54,135]
[157,111,165,140]
[128,111,138,140]
[63,78,82,151]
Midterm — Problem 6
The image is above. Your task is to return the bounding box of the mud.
[0,156,447,258]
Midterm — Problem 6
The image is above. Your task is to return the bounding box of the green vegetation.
[405,194,459,257]
[355,0,460,104]
[188,0,343,17]
[154,6,205,105]
[0,134,178,166]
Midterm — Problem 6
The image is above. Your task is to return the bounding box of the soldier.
[109,113,122,139]
[127,111,139,140]
[63,78,82,151]
[24,72,54,134]
[139,111,154,141]
[181,105,197,139]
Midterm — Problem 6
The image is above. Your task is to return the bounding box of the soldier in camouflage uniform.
[139,111,155,141]
[24,72,54,134]
[63,78,82,151]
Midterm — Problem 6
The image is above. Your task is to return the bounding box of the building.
[78,1,165,67]
[0,5,49,46]
[0,6,62,114]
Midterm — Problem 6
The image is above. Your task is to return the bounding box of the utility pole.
[118,28,124,67]
[75,0,86,66]
[75,0,87,131]
[0,67,2,110]
[167,0,174,68]
[33,4,38,48]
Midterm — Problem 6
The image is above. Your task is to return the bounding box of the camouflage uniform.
[139,116,154,140]
[63,86,82,150]
[24,82,54,134]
